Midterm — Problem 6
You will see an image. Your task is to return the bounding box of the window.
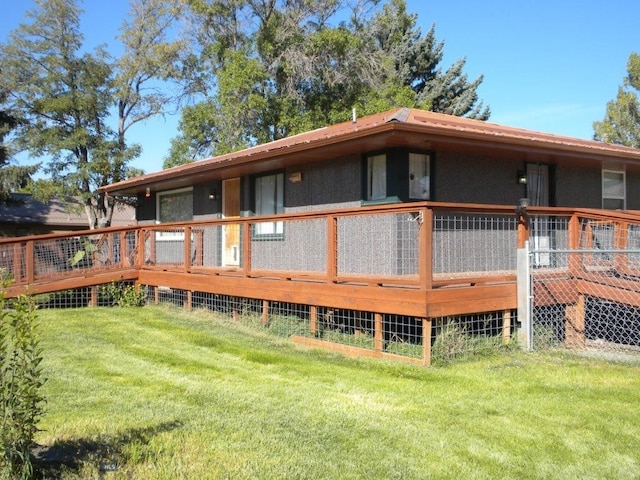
[602,169,625,210]
[254,172,284,236]
[156,187,193,240]
[409,153,430,200]
[366,154,387,201]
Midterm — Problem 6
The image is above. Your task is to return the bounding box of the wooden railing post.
[568,214,582,276]
[25,240,34,284]
[309,306,318,336]
[374,313,384,352]
[13,243,22,284]
[184,226,192,272]
[422,318,432,367]
[242,221,251,276]
[149,229,157,265]
[137,229,146,267]
[516,210,530,249]
[419,207,433,290]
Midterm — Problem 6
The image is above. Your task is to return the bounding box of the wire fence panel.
[0,242,25,282]
[432,214,517,277]
[29,231,136,281]
[251,217,326,274]
[531,248,640,361]
[337,211,420,279]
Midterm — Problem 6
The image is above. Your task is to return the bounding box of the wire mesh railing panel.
[0,243,24,282]
[147,229,188,267]
[251,218,326,274]
[531,249,640,361]
[528,216,570,270]
[578,220,618,270]
[337,211,420,278]
[432,214,517,276]
[195,225,224,268]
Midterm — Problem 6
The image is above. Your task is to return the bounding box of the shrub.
[0,288,46,480]
[100,283,147,307]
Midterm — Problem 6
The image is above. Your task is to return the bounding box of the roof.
[0,194,136,228]
[101,107,640,196]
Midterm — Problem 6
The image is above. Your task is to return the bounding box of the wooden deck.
[2,202,640,364]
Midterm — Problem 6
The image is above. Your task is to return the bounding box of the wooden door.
[223,178,241,266]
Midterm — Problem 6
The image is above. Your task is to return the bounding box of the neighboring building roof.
[0,194,136,229]
[100,107,640,196]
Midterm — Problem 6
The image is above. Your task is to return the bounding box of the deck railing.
[2,202,640,298]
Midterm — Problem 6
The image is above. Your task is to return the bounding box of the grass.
[32,305,640,479]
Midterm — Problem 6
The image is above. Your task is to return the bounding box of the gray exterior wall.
[285,156,362,212]
[554,165,601,208]
[433,152,525,205]
[628,171,640,209]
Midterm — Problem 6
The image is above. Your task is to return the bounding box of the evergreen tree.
[1,0,182,227]
[594,52,640,148]
[0,94,39,203]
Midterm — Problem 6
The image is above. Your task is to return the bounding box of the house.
[103,107,640,229]
[1,107,637,365]
[0,194,136,237]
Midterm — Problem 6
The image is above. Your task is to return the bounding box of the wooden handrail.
[2,202,640,298]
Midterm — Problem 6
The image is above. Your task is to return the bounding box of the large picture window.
[156,187,193,240]
[602,169,625,210]
[254,172,284,236]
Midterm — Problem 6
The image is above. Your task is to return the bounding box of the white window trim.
[156,186,193,241]
[602,169,626,210]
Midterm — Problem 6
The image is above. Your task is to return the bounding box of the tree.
[164,0,490,167]
[0,96,39,203]
[593,52,640,148]
[104,0,184,225]
[0,0,182,228]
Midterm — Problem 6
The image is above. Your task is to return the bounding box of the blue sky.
[1,0,638,174]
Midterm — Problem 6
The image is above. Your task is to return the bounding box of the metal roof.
[100,107,640,196]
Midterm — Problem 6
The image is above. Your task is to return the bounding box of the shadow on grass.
[32,420,182,479]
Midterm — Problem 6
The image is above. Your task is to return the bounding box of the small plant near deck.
[0,286,46,480]
[432,316,515,366]
[100,283,147,308]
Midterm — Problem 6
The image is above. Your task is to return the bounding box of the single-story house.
[103,107,640,226]
[4,107,640,364]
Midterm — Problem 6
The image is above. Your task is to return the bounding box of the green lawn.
[33,306,640,479]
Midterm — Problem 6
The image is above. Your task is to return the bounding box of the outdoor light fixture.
[517,171,527,185]
[209,188,218,200]
[289,172,303,183]
[145,187,151,198]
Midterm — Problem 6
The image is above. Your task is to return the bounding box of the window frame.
[362,150,432,205]
[366,153,387,202]
[602,169,626,210]
[408,152,431,200]
[253,171,285,239]
[155,186,194,241]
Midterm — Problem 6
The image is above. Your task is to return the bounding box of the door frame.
[222,178,241,267]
